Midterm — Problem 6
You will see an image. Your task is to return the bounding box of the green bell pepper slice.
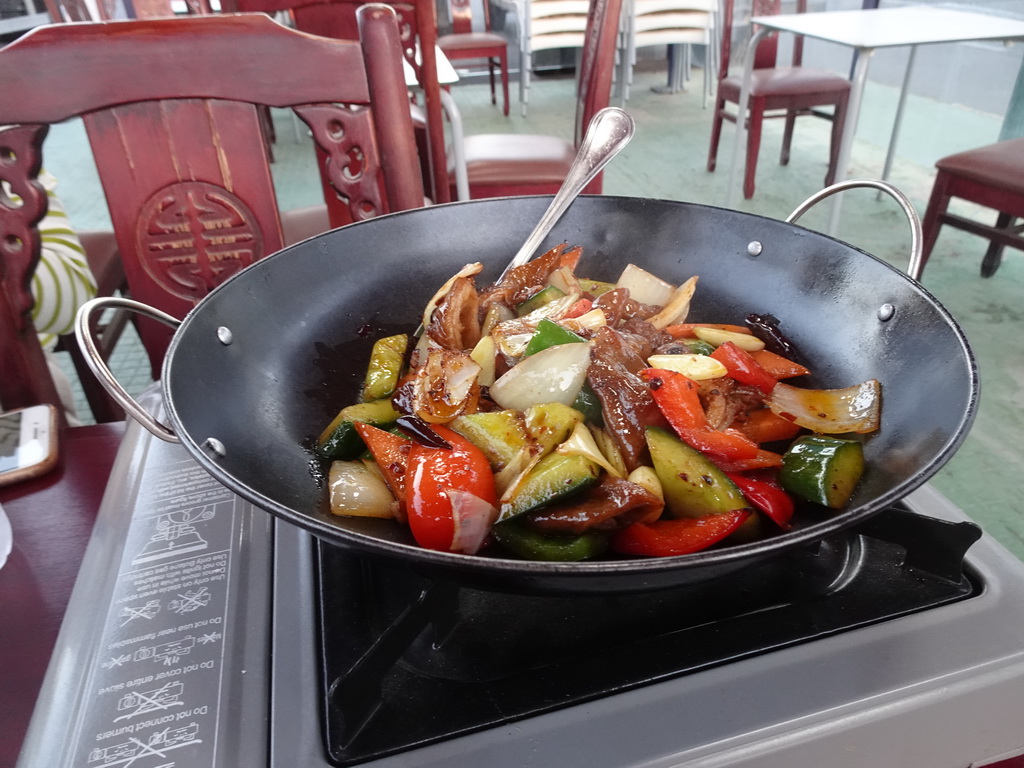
[523,318,586,357]
[492,518,609,561]
[362,334,408,402]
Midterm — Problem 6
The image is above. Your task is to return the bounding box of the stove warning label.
[88,722,202,766]
[70,455,245,767]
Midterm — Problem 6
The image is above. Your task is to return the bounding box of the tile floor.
[44,61,1024,561]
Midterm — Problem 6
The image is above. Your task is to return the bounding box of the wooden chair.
[0,155,66,419]
[920,138,1024,278]
[236,0,452,205]
[35,0,135,424]
[454,0,623,199]
[706,0,850,200]
[49,232,130,423]
[0,8,424,404]
[437,0,510,116]
[40,0,221,425]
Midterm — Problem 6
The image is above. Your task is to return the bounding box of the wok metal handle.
[75,297,180,443]
[786,179,924,282]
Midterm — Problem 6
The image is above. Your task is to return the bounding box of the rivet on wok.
[217,326,234,345]
[203,437,226,458]
[878,304,896,322]
[746,241,763,256]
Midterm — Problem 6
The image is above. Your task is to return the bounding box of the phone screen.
[0,413,21,474]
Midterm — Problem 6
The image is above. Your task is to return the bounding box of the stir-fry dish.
[316,244,881,561]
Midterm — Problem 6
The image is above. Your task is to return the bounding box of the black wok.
[142,195,976,594]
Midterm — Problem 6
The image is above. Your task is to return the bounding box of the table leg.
[826,46,874,235]
[878,44,917,198]
[620,4,636,106]
[651,44,682,95]
[725,25,768,208]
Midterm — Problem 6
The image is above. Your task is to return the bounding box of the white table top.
[751,5,1024,50]
[404,45,459,86]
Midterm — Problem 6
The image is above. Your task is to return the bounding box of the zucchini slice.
[779,435,864,508]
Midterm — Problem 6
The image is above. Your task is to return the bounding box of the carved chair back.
[237,0,450,204]
[0,9,424,389]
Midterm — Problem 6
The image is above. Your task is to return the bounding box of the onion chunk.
[767,379,881,434]
[329,460,399,518]
[490,342,591,412]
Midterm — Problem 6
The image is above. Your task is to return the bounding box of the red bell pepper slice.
[749,349,810,380]
[355,423,412,506]
[562,297,594,319]
[710,341,779,395]
[609,509,751,557]
[728,473,794,529]
[406,423,496,552]
[709,449,784,474]
[730,409,803,445]
[640,368,759,460]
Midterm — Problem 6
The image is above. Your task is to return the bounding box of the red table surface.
[1,421,1023,768]
[0,422,125,768]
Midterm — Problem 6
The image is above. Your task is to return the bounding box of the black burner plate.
[313,505,981,766]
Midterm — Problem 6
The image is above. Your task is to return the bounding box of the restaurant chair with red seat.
[706,0,851,200]
[0,8,424,384]
[920,138,1024,278]
[454,0,624,199]
[437,0,510,116]
[236,0,452,206]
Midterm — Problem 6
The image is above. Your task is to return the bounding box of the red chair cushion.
[282,205,332,246]
[936,138,1024,195]
[438,31,507,54]
[459,133,575,185]
[719,67,851,100]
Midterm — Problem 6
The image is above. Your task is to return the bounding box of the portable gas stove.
[17,413,1024,768]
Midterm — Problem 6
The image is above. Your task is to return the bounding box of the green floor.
[43,64,1024,561]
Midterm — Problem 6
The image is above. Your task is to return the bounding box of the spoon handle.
[499,107,635,281]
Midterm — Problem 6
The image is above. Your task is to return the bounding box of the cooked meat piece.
[653,340,694,355]
[426,276,481,350]
[526,475,664,534]
[480,243,583,308]
[699,377,765,431]
[593,287,660,326]
[588,326,668,471]
[593,288,629,326]
[620,317,676,352]
[615,327,652,359]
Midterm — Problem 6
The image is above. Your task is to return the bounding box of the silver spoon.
[498,107,635,282]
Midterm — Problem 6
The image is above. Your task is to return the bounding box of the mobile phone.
[0,404,60,488]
